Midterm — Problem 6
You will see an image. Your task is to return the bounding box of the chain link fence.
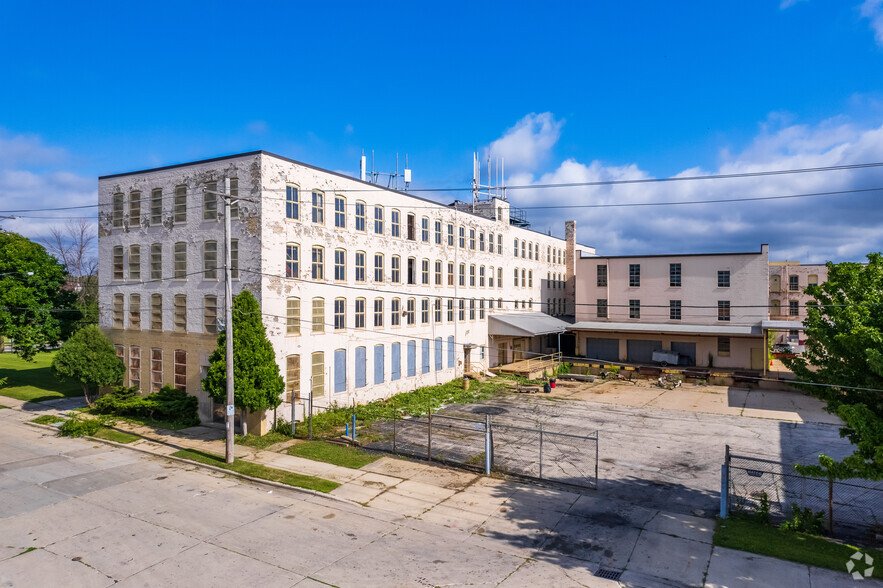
[355,408,599,489]
[726,450,883,540]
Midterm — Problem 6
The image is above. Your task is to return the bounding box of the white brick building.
[98,151,591,432]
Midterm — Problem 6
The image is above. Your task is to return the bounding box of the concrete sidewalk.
[3,397,877,587]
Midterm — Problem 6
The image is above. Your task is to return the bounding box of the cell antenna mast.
[360,150,411,191]
[472,151,506,207]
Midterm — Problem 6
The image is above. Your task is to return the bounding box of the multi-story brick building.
[97,151,591,432]
[768,261,828,345]
[571,246,770,370]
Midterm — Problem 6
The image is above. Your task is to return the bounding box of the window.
[479,266,485,287]
[521,268,526,287]
[521,241,526,258]
[629,299,640,319]
[421,340,430,374]
[407,213,416,241]
[479,298,485,319]
[374,345,385,384]
[204,295,217,334]
[718,300,731,321]
[112,193,124,228]
[391,343,401,381]
[374,205,384,234]
[808,274,818,286]
[421,259,430,285]
[789,275,799,291]
[113,246,124,280]
[670,300,681,320]
[718,337,730,357]
[355,251,366,282]
[150,294,162,331]
[447,299,454,322]
[129,294,141,330]
[459,226,465,248]
[286,355,300,402]
[174,350,186,391]
[203,241,217,279]
[128,245,141,281]
[421,298,429,324]
[311,352,324,397]
[434,298,442,322]
[497,234,502,254]
[285,185,300,219]
[286,243,299,278]
[629,264,640,287]
[334,298,346,330]
[334,195,346,228]
[374,298,384,327]
[150,189,162,226]
[113,294,124,328]
[355,347,367,388]
[150,243,162,280]
[407,341,416,377]
[229,178,239,218]
[334,248,346,281]
[528,270,533,288]
[150,348,162,392]
[230,239,239,279]
[458,299,465,321]
[435,260,442,285]
[597,265,607,287]
[718,270,730,288]
[374,253,384,283]
[421,217,429,242]
[459,263,466,287]
[528,242,532,260]
[434,220,442,244]
[391,210,401,237]
[489,266,495,288]
[204,181,218,221]
[129,346,140,390]
[497,267,503,288]
[469,264,476,287]
[406,298,416,325]
[312,246,324,280]
[311,191,324,224]
[286,297,300,335]
[770,299,781,315]
[312,298,325,333]
[469,299,476,320]
[129,191,141,227]
[448,336,456,368]
[447,223,454,246]
[407,257,416,285]
[447,261,454,286]
[355,298,366,329]
[670,263,681,287]
[435,337,443,371]
[173,294,187,332]
[597,298,608,319]
[514,268,519,287]
[469,229,476,250]
[488,233,494,254]
[514,238,519,257]
[173,242,187,279]
[391,256,401,283]
[789,300,799,316]
[391,298,401,327]
[174,185,187,223]
[355,201,366,231]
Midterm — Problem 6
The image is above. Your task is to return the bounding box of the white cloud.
[485,112,563,173]
[861,0,883,46]
[0,130,67,167]
[780,0,808,9]
[484,114,883,263]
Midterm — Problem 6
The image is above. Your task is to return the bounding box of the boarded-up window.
[355,346,366,388]
[113,294,124,328]
[174,350,186,391]
[129,346,140,390]
[113,246,124,280]
[150,243,162,280]
[174,185,187,223]
[286,297,300,335]
[150,348,163,392]
[286,355,300,402]
[151,294,162,331]
[129,294,141,330]
[311,352,324,397]
[174,242,187,279]
[129,245,141,281]
[174,294,187,333]
[204,295,217,334]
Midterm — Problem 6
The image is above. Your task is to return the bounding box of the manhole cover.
[471,406,507,415]
[595,568,622,580]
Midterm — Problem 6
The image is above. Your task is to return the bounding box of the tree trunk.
[82,383,94,408]
[241,408,248,437]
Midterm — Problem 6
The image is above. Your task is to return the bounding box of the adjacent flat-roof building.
[97,151,591,432]
[768,261,828,345]
[571,246,770,370]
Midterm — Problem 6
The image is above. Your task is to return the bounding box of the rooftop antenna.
[361,150,412,191]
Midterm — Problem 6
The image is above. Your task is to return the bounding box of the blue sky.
[3,0,883,262]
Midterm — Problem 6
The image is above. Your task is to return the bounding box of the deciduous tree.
[51,324,125,405]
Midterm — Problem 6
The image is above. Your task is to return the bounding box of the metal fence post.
[393,409,397,455]
[721,444,731,519]
[595,429,599,488]
[484,414,491,475]
[539,424,543,480]
[428,404,432,462]
[308,395,313,440]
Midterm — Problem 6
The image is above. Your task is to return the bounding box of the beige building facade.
[768,261,828,344]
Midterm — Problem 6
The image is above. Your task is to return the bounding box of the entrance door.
[750,348,764,370]
[499,342,509,365]
[513,340,524,361]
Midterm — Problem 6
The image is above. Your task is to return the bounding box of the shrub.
[754,491,771,525]
[93,385,199,426]
[59,415,103,437]
[781,503,825,535]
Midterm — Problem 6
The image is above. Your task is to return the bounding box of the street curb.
[23,421,352,505]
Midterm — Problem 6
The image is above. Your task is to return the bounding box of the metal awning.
[488,312,570,337]
[568,320,761,337]
[761,320,804,330]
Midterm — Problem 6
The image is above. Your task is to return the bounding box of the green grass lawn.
[171,449,340,493]
[91,427,140,444]
[715,517,883,579]
[288,440,381,469]
[30,414,66,425]
[0,352,82,403]
[235,431,292,450]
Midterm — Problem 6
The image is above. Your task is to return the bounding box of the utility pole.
[223,192,235,463]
